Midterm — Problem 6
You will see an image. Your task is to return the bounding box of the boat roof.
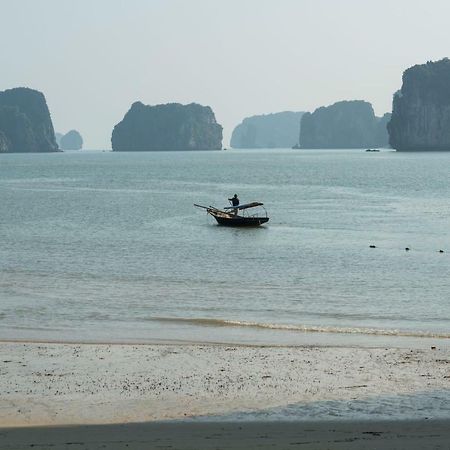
[224,202,264,210]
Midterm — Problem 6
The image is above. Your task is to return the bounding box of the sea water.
[196,389,450,422]
[1,149,449,347]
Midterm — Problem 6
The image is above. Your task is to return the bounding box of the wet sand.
[1,419,450,449]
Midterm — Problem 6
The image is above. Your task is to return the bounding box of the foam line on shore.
[151,316,450,339]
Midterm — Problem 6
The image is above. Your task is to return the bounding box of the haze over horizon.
[2,0,450,149]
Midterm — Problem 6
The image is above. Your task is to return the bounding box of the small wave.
[151,317,450,339]
[84,312,112,321]
[1,178,79,184]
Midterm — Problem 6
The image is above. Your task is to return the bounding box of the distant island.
[300,100,390,149]
[59,130,83,150]
[0,87,58,153]
[111,102,223,151]
[388,58,450,151]
[230,111,304,148]
[55,132,63,147]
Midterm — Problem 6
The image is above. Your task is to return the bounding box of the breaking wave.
[151,317,450,339]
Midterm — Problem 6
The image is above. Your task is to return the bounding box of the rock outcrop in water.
[111,102,223,151]
[300,100,390,149]
[0,87,58,153]
[60,130,83,150]
[388,58,450,151]
[230,111,304,148]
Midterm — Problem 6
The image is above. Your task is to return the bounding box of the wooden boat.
[194,202,269,227]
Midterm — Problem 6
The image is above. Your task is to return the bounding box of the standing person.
[228,194,239,215]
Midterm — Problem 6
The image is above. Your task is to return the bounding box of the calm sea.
[1,149,449,347]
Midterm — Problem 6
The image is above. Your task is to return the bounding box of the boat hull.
[212,215,269,227]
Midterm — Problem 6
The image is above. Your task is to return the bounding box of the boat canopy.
[224,202,264,210]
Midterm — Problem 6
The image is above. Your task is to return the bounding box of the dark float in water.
[194,202,269,227]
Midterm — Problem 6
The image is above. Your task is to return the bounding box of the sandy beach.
[1,341,449,429]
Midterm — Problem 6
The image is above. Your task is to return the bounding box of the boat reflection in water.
[194,202,269,227]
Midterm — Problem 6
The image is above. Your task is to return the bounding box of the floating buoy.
[405,247,410,251]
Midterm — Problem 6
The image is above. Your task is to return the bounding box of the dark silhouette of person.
[228,194,239,215]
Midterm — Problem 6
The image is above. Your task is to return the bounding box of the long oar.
[194,204,221,212]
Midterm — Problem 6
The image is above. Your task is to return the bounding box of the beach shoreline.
[1,340,449,429]
[2,324,450,349]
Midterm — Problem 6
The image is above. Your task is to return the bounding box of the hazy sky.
[2,0,450,148]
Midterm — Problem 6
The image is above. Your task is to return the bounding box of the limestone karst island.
[299,100,391,149]
[2,59,450,153]
[58,130,83,150]
[230,111,305,149]
[0,87,58,153]
[111,102,223,151]
[389,58,450,151]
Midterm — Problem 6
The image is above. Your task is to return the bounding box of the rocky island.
[300,100,390,149]
[111,102,222,151]
[60,129,83,150]
[0,87,58,153]
[230,111,304,148]
[388,58,450,151]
